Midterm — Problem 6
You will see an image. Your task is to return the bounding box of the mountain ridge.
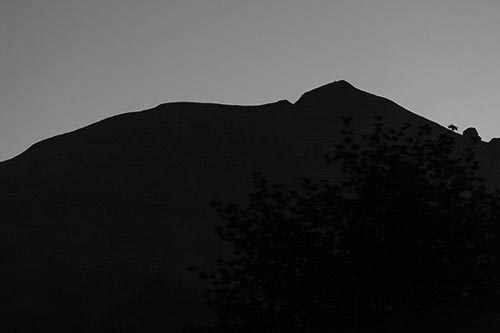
[0,80,466,166]
[0,80,497,332]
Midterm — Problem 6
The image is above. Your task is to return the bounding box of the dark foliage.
[190,118,500,332]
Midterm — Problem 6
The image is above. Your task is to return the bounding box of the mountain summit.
[296,80,360,103]
[0,81,495,332]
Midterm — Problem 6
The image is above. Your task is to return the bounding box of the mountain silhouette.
[1,80,498,332]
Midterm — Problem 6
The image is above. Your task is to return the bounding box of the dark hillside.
[0,81,496,331]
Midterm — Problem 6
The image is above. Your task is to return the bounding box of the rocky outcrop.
[463,127,481,142]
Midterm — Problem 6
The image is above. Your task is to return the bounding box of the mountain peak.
[329,79,355,88]
[296,80,359,102]
[298,80,357,99]
[294,80,374,110]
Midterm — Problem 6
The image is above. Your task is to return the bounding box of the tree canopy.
[189,118,500,332]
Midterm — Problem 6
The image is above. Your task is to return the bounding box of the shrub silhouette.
[191,118,500,332]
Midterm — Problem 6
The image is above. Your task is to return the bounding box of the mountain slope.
[0,81,495,332]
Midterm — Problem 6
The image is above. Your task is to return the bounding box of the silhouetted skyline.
[3,81,500,331]
[1,0,499,161]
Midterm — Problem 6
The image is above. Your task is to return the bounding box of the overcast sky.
[1,0,499,161]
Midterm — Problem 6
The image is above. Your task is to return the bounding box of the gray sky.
[1,0,499,161]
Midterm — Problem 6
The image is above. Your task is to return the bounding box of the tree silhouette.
[190,118,500,332]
